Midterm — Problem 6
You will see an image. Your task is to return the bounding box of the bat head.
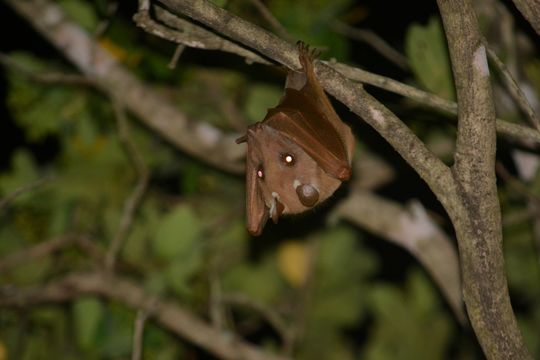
[237,123,342,235]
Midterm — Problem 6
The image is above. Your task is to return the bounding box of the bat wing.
[264,88,352,180]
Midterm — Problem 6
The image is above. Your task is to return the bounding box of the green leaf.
[298,226,376,360]
[363,270,452,360]
[244,83,282,124]
[97,303,134,358]
[73,297,103,350]
[165,250,203,297]
[267,0,352,59]
[9,257,51,285]
[152,204,203,261]
[0,149,39,198]
[58,0,99,31]
[6,53,85,141]
[405,17,455,100]
[310,227,376,325]
[222,256,284,303]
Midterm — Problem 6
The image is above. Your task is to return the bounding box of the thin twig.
[0,176,54,214]
[331,61,540,146]
[133,5,271,65]
[0,53,95,87]
[0,235,74,273]
[94,1,119,37]
[222,293,293,349]
[105,101,149,271]
[484,40,540,132]
[168,44,186,69]
[330,20,410,71]
[209,269,225,330]
[246,0,292,41]
[132,309,150,360]
[495,162,540,206]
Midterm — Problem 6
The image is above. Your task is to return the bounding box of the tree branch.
[437,0,531,358]
[332,61,540,146]
[0,272,288,360]
[4,0,244,174]
[0,176,54,214]
[484,40,540,132]
[333,189,465,324]
[105,101,150,271]
[510,0,540,36]
[0,235,74,273]
[330,21,410,71]
[131,4,540,147]
[156,0,460,214]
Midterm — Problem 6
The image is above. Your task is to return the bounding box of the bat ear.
[244,131,269,236]
[235,134,247,144]
[246,167,268,235]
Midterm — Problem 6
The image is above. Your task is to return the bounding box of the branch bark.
[4,0,244,174]
[131,3,540,146]
[510,0,540,36]
[437,0,531,358]
[334,189,464,324]
[0,272,288,360]
[156,0,460,213]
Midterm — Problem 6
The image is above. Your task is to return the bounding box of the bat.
[236,42,355,236]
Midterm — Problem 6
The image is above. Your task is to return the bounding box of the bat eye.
[281,153,295,166]
[256,167,264,179]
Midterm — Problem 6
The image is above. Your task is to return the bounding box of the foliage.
[405,17,455,101]
[1,0,539,359]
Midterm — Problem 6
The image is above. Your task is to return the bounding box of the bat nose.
[296,184,319,207]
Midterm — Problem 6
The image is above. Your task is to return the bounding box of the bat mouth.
[269,192,285,223]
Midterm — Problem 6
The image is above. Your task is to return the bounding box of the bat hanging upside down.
[236,42,355,235]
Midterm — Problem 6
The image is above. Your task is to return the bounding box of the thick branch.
[132,4,540,146]
[4,0,244,173]
[332,62,540,145]
[334,189,464,324]
[0,272,287,360]
[437,0,531,359]
[510,0,540,36]
[157,0,460,212]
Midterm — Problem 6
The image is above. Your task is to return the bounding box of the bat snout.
[295,183,319,207]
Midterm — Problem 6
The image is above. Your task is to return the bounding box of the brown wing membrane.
[264,89,351,180]
[290,42,355,162]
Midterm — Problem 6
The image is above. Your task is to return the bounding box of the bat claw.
[297,41,318,74]
[336,166,352,181]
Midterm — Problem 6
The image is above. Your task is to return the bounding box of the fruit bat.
[236,42,355,235]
